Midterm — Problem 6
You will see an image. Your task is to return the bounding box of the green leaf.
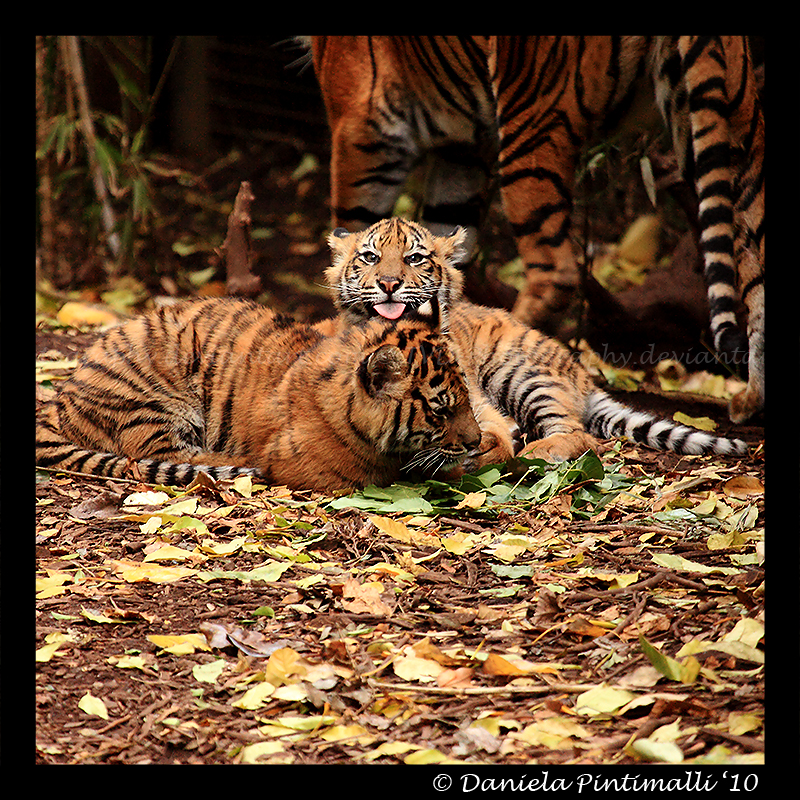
[630,738,684,763]
[639,635,700,684]
[491,563,534,579]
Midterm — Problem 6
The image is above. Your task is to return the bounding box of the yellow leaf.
[514,716,590,748]
[370,515,412,542]
[239,741,287,764]
[616,214,661,265]
[404,748,452,765]
[441,532,479,555]
[161,498,198,515]
[574,685,637,716]
[319,724,373,744]
[56,301,119,328]
[271,715,337,731]
[492,543,527,562]
[139,516,164,535]
[673,411,717,431]
[123,490,170,507]
[111,559,196,583]
[36,570,72,598]
[143,544,199,563]
[192,660,226,684]
[233,474,253,497]
[265,647,306,684]
[78,691,109,720]
[456,491,486,510]
[197,536,247,557]
[629,738,683,763]
[272,684,309,702]
[36,642,63,662]
[364,741,419,761]
[723,617,764,649]
[727,711,762,736]
[81,607,124,624]
[233,681,276,710]
[393,653,446,682]
[110,655,148,671]
[148,633,210,655]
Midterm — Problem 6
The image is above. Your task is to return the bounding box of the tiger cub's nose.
[377,277,402,295]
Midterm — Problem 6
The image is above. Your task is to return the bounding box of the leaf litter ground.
[36,140,764,768]
[36,332,764,766]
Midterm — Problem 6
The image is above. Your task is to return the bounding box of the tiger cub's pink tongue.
[373,302,406,320]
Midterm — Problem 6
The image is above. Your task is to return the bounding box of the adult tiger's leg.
[488,37,584,328]
[676,36,765,421]
[311,36,418,231]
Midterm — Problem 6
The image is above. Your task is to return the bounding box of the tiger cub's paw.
[518,432,598,462]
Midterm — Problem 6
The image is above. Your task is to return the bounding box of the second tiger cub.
[321,218,748,461]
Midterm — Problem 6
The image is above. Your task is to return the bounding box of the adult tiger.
[36,297,504,492]
[308,35,764,423]
[321,217,748,461]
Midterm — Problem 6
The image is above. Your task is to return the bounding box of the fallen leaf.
[36,641,64,662]
[341,577,394,616]
[233,680,277,710]
[319,724,374,744]
[727,711,762,736]
[193,660,226,684]
[456,491,486,510]
[36,570,72,599]
[651,553,739,576]
[148,633,210,655]
[111,559,196,584]
[639,635,700,684]
[722,476,764,498]
[78,691,109,720]
[239,741,287,764]
[629,737,684,763]
[265,647,307,685]
[110,655,149,671]
[482,653,528,677]
[56,301,119,328]
[143,544,201,563]
[437,667,474,687]
[123,491,170,507]
[393,653,446,682]
[673,411,717,431]
[574,685,636,716]
[364,741,419,761]
[369,515,412,542]
[404,748,454,765]
[723,617,764,649]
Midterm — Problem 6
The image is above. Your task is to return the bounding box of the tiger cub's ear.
[436,225,468,267]
[327,227,353,270]
[359,344,408,398]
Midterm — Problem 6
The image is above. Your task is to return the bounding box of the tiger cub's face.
[327,218,467,325]
[358,320,481,474]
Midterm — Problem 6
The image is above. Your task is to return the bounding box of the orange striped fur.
[37,298,493,491]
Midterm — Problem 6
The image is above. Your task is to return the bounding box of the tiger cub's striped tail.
[585,391,748,456]
[36,405,259,485]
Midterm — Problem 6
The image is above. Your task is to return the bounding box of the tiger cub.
[309,36,764,423]
[322,218,748,461]
[36,297,499,492]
